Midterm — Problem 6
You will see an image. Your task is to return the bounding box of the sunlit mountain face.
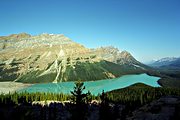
[0,33,149,83]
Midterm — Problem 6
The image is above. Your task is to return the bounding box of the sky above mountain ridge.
[0,0,180,63]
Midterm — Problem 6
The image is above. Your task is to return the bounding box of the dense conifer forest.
[0,82,180,120]
[0,83,180,106]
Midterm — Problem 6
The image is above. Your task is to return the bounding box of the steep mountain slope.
[0,33,147,83]
[92,46,149,69]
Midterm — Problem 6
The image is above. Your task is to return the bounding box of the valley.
[1,0,179,119]
[0,33,180,120]
[0,33,179,93]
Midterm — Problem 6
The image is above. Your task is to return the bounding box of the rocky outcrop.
[127,96,180,120]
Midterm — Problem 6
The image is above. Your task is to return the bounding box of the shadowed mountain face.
[0,33,147,83]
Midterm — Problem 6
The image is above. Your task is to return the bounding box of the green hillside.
[16,60,146,83]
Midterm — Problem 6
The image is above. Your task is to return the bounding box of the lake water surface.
[19,74,160,95]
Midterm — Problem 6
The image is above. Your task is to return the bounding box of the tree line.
[0,82,180,120]
[0,83,180,106]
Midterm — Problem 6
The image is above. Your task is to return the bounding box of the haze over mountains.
[149,57,180,69]
[0,33,148,83]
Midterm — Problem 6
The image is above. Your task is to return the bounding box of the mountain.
[147,57,180,88]
[0,33,147,83]
[92,46,141,65]
[149,57,180,69]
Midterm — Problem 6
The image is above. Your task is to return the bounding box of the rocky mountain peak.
[149,57,180,68]
[95,46,121,53]
[119,51,132,58]
[156,57,178,62]
[0,33,146,83]
[92,47,140,65]
[115,51,141,65]
[0,33,80,52]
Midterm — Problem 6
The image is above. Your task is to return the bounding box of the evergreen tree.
[86,91,92,104]
[70,81,89,120]
[99,90,112,120]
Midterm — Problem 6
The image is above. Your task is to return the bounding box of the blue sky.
[0,0,180,63]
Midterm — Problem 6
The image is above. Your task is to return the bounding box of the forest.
[0,82,180,120]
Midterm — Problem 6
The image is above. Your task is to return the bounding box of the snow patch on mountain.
[132,64,145,70]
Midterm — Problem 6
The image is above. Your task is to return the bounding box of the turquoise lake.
[19,74,160,95]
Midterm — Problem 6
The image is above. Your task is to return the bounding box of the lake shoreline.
[0,82,32,94]
[0,73,161,95]
[18,73,161,95]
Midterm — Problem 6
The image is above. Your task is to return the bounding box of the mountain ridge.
[0,33,148,83]
[149,57,180,69]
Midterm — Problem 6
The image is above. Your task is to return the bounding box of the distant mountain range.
[149,57,180,69]
[0,33,149,83]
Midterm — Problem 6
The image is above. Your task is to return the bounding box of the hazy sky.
[0,0,180,63]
